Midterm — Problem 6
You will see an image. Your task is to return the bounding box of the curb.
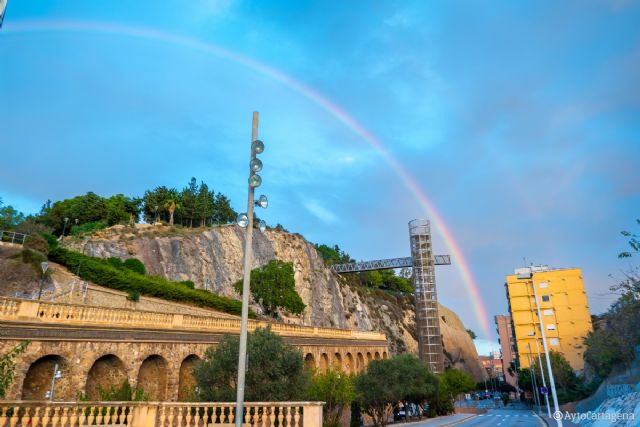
[535,413,550,427]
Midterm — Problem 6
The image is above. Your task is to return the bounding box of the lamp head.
[236,213,249,228]
[255,195,268,209]
[249,174,262,188]
[252,139,264,154]
[250,158,263,173]
[258,220,266,232]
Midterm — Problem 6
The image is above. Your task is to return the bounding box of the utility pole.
[527,344,541,415]
[235,112,260,427]
[530,280,561,425]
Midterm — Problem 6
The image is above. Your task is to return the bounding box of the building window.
[543,309,554,316]
[550,338,559,346]
[540,282,549,288]
[541,295,550,302]
[547,324,556,330]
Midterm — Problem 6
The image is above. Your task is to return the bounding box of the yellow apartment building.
[505,265,592,372]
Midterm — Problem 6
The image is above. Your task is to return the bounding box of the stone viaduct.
[0,298,389,402]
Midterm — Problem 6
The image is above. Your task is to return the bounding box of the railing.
[0,401,324,427]
[0,297,387,342]
[0,230,28,245]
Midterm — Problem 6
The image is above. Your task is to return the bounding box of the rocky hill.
[60,223,486,381]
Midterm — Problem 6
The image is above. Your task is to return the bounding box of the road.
[405,408,545,427]
[456,408,545,427]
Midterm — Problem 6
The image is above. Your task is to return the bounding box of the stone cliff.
[64,224,487,381]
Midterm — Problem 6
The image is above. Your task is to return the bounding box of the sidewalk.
[538,415,580,427]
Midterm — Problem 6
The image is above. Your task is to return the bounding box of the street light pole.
[527,343,541,415]
[235,112,260,427]
[530,281,561,425]
[38,261,49,300]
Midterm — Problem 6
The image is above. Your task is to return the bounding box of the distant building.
[479,354,504,381]
[495,314,518,387]
[505,265,593,372]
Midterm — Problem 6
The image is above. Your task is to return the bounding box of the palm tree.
[164,199,180,225]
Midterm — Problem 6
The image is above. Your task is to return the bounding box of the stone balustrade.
[0,401,323,427]
[0,297,386,342]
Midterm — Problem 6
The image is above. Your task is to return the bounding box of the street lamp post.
[234,112,268,427]
[528,332,551,417]
[45,363,62,401]
[527,343,541,415]
[37,261,49,300]
[530,281,561,425]
[61,217,69,239]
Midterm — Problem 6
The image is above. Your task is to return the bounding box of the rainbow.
[3,20,493,338]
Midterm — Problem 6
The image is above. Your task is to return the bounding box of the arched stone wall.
[137,355,168,400]
[304,353,316,371]
[332,353,343,372]
[357,353,365,373]
[345,353,354,375]
[319,353,329,372]
[178,355,201,401]
[85,354,128,400]
[382,351,388,359]
[21,355,73,401]
[1,338,389,401]
[374,352,381,360]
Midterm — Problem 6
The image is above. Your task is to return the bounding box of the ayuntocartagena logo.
[553,410,635,423]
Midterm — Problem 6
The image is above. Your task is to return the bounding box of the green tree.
[194,327,309,401]
[530,352,597,404]
[438,368,476,399]
[164,193,181,226]
[314,244,352,265]
[0,198,25,230]
[619,219,640,258]
[181,177,199,227]
[212,193,236,224]
[0,341,30,398]
[234,260,306,316]
[196,182,215,227]
[354,354,438,427]
[123,258,146,275]
[308,370,355,427]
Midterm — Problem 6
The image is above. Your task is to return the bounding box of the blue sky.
[1,1,639,353]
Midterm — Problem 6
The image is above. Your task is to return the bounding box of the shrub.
[123,258,146,275]
[23,233,49,256]
[70,220,108,236]
[194,327,308,401]
[127,290,140,302]
[233,260,306,316]
[308,370,355,427]
[48,247,248,317]
[180,280,195,289]
[107,257,124,269]
[40,233,58,250]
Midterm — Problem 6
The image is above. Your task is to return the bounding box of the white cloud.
[304,201,339,224]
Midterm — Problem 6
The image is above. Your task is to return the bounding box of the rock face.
[65,224,487,381]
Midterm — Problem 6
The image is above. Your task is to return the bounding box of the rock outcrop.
[64,224,487,381]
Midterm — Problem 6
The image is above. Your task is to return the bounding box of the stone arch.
[382,351,388,359]
[366,352,373,363]
[137,355,168,400]
[304,354,316,371]
[178,354,201,401]
[345,353,354,375]
[319,353,329,372]
[21,355,73,401]
[357,353,365,373]
[86,354,128,400]
[332,353,343,371]
[374,351,381,360]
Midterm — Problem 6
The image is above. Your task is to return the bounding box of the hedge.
[48,247,251,317]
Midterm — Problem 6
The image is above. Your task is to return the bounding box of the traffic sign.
[540,386,548,395]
